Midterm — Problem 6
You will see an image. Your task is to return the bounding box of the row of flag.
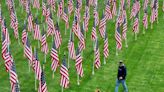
[1,0,164,91]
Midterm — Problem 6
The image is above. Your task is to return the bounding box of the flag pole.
[135,33,137,40]
[116,47,118,56]
[44,53,46,63]
[143,26,145,34]
[65,23,67,35]
[77,73,80,85]
[125,37,128,48]
[92,40,95,75]
[34,46,37,90]
[151,23,153,29]
[103,57,106,65]
[61,86,64,92]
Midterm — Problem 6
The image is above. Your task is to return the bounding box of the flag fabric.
[22,22,27,45]
[75,1,80,22]
[78,25,85,52]
[75,48,84,77]
[27,12,33,31]
[10,62,20,92]
[54,23,62,49]
[83,0,90,32]
[2,32,8,60]
[120,0,125,10]
[91,20,97,41]
[34,18,41,40]
[33,0,40,9]
[130,1,136,19]
[38,70,48,92]
[94,39,101,69]
[77,0,82,9]
[163,1,164,12]
[25,0,30,13]
[41,29,49,55]
[34,49,42,80]
[143,0,149,10]
[51,42,60,72]
[122,5,127,40]
[93,6,99,26]
[99,14,106,38]
[45,5,50,23]
[133,13,139,34]
[24,37,33,64]
[68,32,76,60]
[112,0,117,16]
[143,9,148,29]
[72,16,78,38]
[115,23,122,50]
[57,1,63,18]
[68,0,74,15]
[47,12,55,37]
[62,7,69,29]
[127,0,130,8]
[42,0,47,16]
[150,0,156,23]
[3,48,13,72]
[2,19,10,45]
[103,31,109,58]
[60,56,69,88]
[105,0,112,20]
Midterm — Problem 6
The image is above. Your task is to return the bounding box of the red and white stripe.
[75,51,84,77]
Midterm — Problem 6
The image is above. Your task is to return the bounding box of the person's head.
[119,60,124,67]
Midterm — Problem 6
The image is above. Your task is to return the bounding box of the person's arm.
[123,67,127,79]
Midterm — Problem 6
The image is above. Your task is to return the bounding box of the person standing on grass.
[115,60,128,92]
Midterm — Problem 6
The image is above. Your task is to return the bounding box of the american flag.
[68,0,74,15]
[120,0,125,10]
[150,0,157,23]
[6,0,13,10]
[38,70,48,92]
[10,8,16,29]
[10,62,20,92]
[41,29,49,55]
[54,22,62,49]
[143,9,148,29]
[91,20,97,41]
[60,56,69,88]
[34,18,41,40]
[122,5,127,40]
[2,31,8,60]
[112,0,117,16]
[105,0,112,20]
[72,16,79,39]
[62,7,69,29]
[34,49,42,80]
[163,1,164,12]
[104,31,109,58]
[4,49,13,72]
[47,12,55,37]
[42,0,47,16]
[57,1,63,18]
[130,0,136,19]
[51,41,59,72]
[13,18,19,39]
[93,6,99,26]
[143,0,149,10]
[115,23,122,50]
[127,0,130,8]
[24,37,33,65]
[2,19,10,45]
[49,0,56,10]
[122,16,127,40]
[136,0,140,15]
[45,5,50,23]
[133,13,139,34]
[94,39,101,69]
[68,32,76,60]
[75,1,80,22]
[25,0,30,13]
[75,48,84,77]
[22,22,27,45]
[78,25,85,52]
[99,14,106,38]
[83,0,90,32]
[27,12,33,31]
[77,0,82,9]
[33,0,40,9]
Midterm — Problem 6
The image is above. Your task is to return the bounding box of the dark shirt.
[117,65,127,80]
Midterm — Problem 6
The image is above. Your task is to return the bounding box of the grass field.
[0,0,164,92]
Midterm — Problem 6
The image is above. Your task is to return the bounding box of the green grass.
[0,0,164,92]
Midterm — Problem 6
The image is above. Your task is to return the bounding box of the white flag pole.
[77,73,80,85]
